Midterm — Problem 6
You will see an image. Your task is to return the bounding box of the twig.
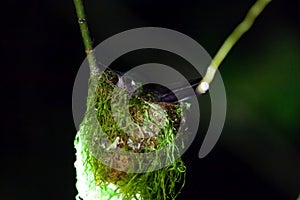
[73,0,98,74]
[197,0,272,94]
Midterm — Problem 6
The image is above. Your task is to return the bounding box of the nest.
[75,69,188,200]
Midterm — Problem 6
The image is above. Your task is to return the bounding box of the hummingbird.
[102,66,204,103]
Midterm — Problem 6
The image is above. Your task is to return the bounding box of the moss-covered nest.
[75,69,189,200]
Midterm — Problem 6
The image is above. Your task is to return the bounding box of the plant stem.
[73,0,98,74]
[197,0,271,94]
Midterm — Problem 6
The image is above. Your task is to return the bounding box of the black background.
[1,0,299,199]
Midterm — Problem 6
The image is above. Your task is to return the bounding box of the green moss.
[75,69,187,200]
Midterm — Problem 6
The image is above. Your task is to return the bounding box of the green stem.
[197,0,271,93]
[73,0,98,74]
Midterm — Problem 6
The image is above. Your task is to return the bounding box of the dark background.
[1,0,299,199]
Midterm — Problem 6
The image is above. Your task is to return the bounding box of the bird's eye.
[131,80,136,87]
[117,76,139,94]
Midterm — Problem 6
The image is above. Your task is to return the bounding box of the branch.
[73,0,98,75]
[197,0,272,94]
